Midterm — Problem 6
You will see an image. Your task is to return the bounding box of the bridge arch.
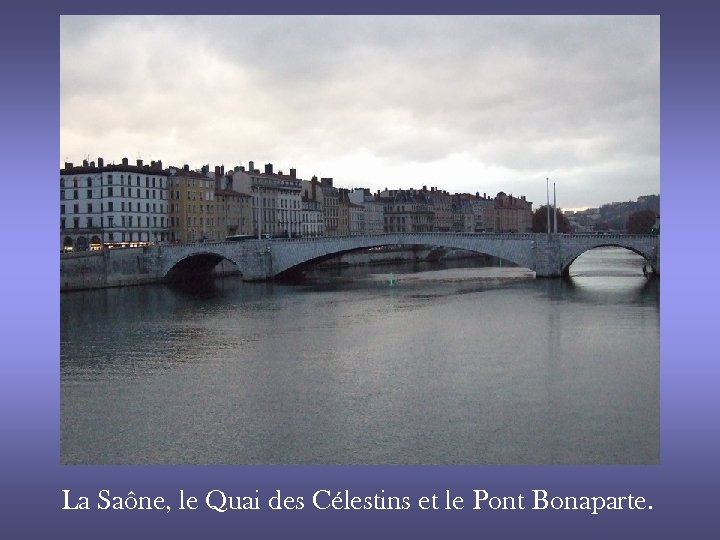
[559,237,659,276]
[270,233,538,277]
[165,251,241,280]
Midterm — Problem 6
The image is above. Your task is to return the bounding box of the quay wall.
[61,249,158,291]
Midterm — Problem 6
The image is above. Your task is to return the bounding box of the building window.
[108,187,113,197]
[121,202,125,212]
[87,203,92,213]
[108,202,113,212]
[146,178,149,188]
[108,175,113,185]
[60,178,65,188]
[137,189,140,198]
[108,216,114,227]
[87,189,92,199]
[87,177,92,187]
[73,204,79,213]
[60,190,65,200]
[87,217,93,228]
[152,178,156,188]
[73,218,80,229]
[60,205,65,215]
[61,218,66,230]
[146,190,149,199]
[74,190,79,199]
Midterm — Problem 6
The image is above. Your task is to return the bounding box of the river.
[60,247,659,464]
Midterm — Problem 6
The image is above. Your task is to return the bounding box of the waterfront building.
[379,188,434,233]
[469,193,495,232]
[215,188,253,239]
[167,165,222,243]
[338,188,351,236]
[301,177,325,237]
[484,192,533,232]
[349,202,364,236]
[451,195,474,232]
[60,157,169,251]
[348,188,384,235]
[320,177,339,236]
[425,187,454,232]
[232,162,303,237]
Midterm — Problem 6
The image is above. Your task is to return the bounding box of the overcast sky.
[60,15,659,210]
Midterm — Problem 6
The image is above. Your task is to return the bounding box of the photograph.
[59,15,659,465]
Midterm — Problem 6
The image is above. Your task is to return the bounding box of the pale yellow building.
[167,165,222,243]
[216,189,252,238]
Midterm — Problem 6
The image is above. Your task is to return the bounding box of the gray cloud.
[60,15,659,209]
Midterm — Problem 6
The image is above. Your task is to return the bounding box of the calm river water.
[60,247,659,464]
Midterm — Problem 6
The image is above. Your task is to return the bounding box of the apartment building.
[301,177,325,237]
[484,192,533,232]
[379,188,434,233]
[60,157,169,251]
[232,162,302,237]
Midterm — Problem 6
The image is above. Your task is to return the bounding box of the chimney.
[201,164,209,175]
[290,168,296,179]
[82,159,89,167]
[215,166,221,177]
[64,162,73,170]
[97,157,104,168]
[265,163,273,174]
[90,161,95,168]
[183,164,189,172]
[423,185,427,191]
[248,161,254,173]
[151,160,156,168]
[484,192,486,199]
[156,160,162,170]
[137,159,143,167]
[221,165,224,176]
[122,157,129,166]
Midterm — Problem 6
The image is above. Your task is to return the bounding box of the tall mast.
[546,178,551,235]
[553,182,557,233]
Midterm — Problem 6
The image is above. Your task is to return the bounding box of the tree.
[532,206,572,233]
[626,210,657,234]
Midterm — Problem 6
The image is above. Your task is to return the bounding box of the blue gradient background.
[2,1,717,538]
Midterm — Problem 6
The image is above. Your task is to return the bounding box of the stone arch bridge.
[147,233,659,281]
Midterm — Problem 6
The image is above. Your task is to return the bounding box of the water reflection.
[61,247,658,464]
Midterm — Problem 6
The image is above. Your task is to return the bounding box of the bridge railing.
[156,232,657,249]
